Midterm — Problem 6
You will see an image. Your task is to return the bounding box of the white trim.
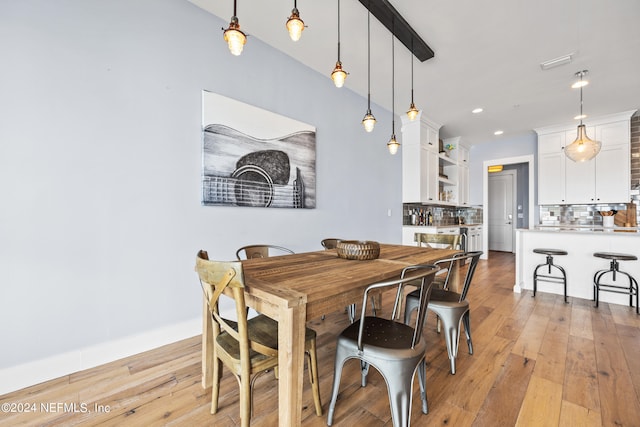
[0,318,201,396]
[482,154,536,291]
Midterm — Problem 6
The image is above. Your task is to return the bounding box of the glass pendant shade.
[362,110,376,132]
[565,124,601,162]
[387,134,400,155]
[406,102,419,121]
[286,8,304,41]
[331,61,347,88]
[224,16,246,56]
[565,70,599,163]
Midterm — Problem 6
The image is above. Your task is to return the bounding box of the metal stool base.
[593,258,639,314]
[533,254,568,303]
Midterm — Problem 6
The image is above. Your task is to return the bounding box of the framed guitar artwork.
[201,91,316,209]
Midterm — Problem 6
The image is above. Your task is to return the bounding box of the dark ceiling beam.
[357,0,434,62]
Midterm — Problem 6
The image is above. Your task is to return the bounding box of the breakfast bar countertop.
[524,225,640,234]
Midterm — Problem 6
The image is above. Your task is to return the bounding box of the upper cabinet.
[401,113,441,204]
[535,111,636,205]
[401,115,470,206]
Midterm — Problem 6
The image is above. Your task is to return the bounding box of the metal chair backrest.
[415,233,461,249]
[235,244,294,260]
[321,238,341,249]
[358,265,437,350]
[434,251,482,300]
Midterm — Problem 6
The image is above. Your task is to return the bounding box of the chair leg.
[417,358,428,414]
[437,310,465,375]
[307,340,323,416]
[239,373,251,427]
[211,357,222,414]
[385,370,414,427]
[327,352,347,426]
[462,311,473,355]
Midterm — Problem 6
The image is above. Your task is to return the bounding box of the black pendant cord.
[391,21,395,134]
[233,0,237,17]
[410,39,415,104]
[367,9,371,109]
[337,0,341,61]
[579,77,584,126]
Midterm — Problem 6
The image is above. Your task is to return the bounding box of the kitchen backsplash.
[539,201,639,226]
[403,204,483,226]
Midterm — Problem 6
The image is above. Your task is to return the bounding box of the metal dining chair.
[235,244,294,260]
[327,265,438,427]
[404,251,482,374]
[195,250,322,425]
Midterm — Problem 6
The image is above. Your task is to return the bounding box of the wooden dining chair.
[404,251,482,374]
[235,244,294,260]
[327,265,437,427]
[415,233,461,250]
[195,250,322,426]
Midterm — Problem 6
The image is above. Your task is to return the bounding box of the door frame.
[482,155,535,260]
[488,169,517,252]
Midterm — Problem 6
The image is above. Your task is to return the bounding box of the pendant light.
[330,0,347,88]
[387,25,400,155]
[286,0,305,42]
[361,8,376,132]
[406,39,419,121]
[565,70,601,162]
[223,0,246,56]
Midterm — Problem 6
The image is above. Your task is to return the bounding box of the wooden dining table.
[200,243,460,426]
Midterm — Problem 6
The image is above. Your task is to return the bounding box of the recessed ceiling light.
[472,108,483,114]
[494,130,504,135]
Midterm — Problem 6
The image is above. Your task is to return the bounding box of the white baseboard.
[0,317,201,396]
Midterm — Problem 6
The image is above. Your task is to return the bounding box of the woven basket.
[336,240,380,260]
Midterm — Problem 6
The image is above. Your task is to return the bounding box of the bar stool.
[533,248,568,303]
[593,252,639,314]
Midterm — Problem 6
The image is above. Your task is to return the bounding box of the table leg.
[277,302,306,426]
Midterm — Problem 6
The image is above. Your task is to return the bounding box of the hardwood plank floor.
[2,251,640,426]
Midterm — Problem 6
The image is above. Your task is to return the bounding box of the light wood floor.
[2,251,640,426]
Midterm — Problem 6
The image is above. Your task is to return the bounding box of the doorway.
[488,170,516,252]
[481,155,535,260]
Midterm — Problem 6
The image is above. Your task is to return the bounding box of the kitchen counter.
[515,228,640,307]
[526,225,640,234]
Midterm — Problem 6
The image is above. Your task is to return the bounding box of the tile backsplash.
[539,202,638,226]
[403,204,483,226]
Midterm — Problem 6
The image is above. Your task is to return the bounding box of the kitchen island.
[516,226,640,307]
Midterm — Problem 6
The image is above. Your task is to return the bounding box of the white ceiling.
[189,0,640,146]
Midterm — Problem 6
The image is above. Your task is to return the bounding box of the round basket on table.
[336,240,380,260]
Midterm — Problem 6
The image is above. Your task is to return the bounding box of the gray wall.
[0,0,401,377]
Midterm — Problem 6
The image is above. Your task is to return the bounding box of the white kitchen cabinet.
[458,164,470,206]
[401,114,441,203]
[538,149,566,204]
[535,111,635,205]
[467,225,483,252]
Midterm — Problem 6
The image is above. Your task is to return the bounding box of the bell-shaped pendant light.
[330,0,348,87]
[286,1,305,42]
[565,70,601,162]
[361,10,376,132]
[387,26,400,155]
[406,40,420,121]
[223,0,246,56]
